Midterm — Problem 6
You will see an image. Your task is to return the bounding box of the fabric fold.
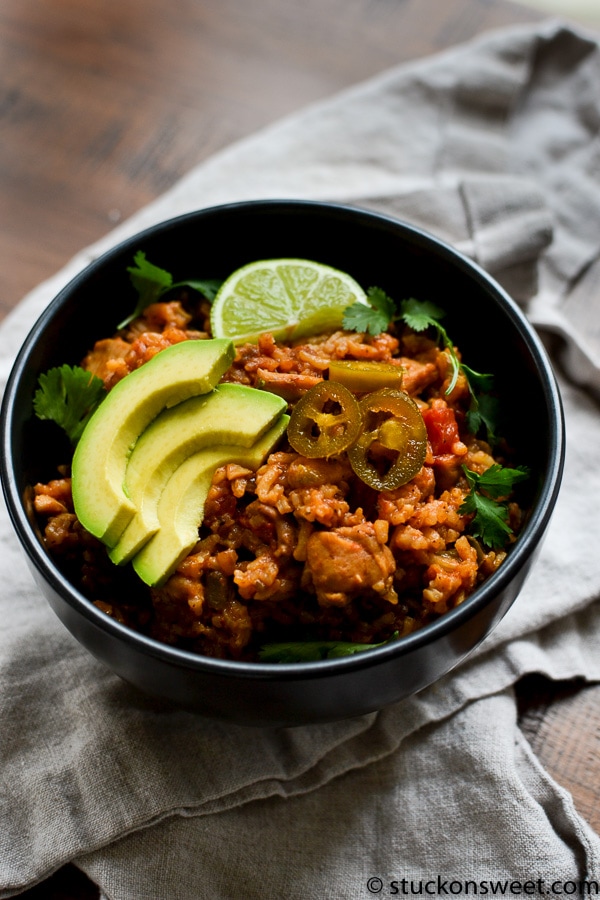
[351,174,554,302]
[75,691,600,899]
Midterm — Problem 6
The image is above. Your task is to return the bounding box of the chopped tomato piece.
[423,403,461,457]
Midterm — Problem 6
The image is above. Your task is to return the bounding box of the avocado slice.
[72,339,234,547]
[109,384,286,565]
[132,415,289,587]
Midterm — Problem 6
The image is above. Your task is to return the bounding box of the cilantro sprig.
[33,365,106,445]
[398,297,462,393]
[343,291,464,392]
[459,463,530,549]
[117,251,222,329]
[258,632,399,663]
[342,286,396,336]
[463,366,499,444]
[343,292,498,442]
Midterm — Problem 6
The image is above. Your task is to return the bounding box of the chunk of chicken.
[304,521,397,607]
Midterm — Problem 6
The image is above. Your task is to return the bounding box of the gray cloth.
[1,18,600,899]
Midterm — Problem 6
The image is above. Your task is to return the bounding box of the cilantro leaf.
[118,251,173,329]
[465,463,530,499]
[171,278,223,302]
[461,364,494,394]
[342,286,395,336]
[460,463,530,548]
[398,297,446,332]
[462,364,499,443]
[33,365,106,445]
[258,632,398,663]
[459,489,513,548]
[342,302,382,335]
[366,286,395,323]
[397,297,462,394]
[127,250,172,297]
[118,253,222,330]
[465,391,501,445]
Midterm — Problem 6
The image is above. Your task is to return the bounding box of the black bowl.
[0,200,565,726]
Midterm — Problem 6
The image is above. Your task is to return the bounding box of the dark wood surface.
[2,0,598,895]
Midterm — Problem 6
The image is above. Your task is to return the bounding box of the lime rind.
[210,257,368,344]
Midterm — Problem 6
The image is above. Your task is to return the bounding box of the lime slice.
[210,258,368,343]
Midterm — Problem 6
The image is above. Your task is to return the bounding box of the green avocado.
[109,384,286,565]
[132,415,289,587]
[71,339,234,547]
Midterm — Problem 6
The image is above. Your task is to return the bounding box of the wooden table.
[2,0,598,896]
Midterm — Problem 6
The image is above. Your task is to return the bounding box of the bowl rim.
[0,198,566,681]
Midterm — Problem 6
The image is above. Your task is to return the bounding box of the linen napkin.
[2,17,600,898]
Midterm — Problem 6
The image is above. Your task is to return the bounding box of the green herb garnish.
[342,286,396,336]
[117,251,222,329]
[399,297,462,393]
[463,369,500,446]
[33,365,106,445]
[171,278,222,302]
[118,252,173,329]
[343,293,462,390]
[459,463,530,548]
[343,294,498,441]
[258,632,399,663]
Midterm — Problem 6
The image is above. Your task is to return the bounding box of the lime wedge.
[210,258,368,344]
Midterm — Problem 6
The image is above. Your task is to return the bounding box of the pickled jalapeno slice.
[326,359,404,393]
[287,381,362,458]
[347,388,427,490]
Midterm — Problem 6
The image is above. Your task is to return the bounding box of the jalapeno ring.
[287,381,362,458]
[347,388,427,490]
